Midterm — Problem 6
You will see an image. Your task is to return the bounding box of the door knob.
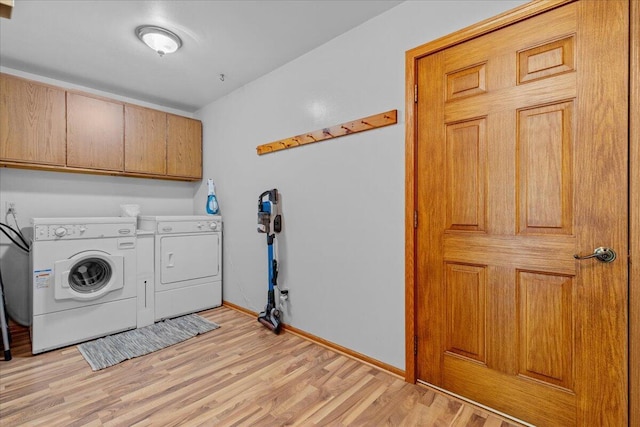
[574,247,617,263]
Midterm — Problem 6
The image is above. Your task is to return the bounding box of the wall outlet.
[5,201,16,214]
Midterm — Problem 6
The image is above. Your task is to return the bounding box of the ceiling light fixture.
[136,25,182,57]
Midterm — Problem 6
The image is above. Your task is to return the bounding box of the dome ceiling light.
[136,25,182,57]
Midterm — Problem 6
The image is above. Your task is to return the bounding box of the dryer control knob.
[209,222,218,230]
[54,227,67,237]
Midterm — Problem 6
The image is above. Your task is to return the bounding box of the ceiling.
[0,0,403,113]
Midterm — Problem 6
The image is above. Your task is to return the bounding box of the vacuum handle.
[258,189,278,206]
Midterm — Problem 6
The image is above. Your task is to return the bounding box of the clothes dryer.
[30,217,137,354]
[138,215,222,320]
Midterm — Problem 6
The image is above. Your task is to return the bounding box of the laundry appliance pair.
[30,215,222,354]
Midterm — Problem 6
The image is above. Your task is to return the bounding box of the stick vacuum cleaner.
[257,189,286,334]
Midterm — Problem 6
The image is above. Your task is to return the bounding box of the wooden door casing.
[406,1,629,426]
[630,2,640,426]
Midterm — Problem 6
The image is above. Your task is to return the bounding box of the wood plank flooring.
[0,307,525,426]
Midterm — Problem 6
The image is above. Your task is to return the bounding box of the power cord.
[0,223,29,253]
[0,207,30,253]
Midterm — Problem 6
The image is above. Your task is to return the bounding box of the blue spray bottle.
[206,179,220,215]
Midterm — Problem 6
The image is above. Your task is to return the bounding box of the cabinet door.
[67,92,124,171]
[125,105,166,174]
[0,74,66,165]
[167,114,202,179]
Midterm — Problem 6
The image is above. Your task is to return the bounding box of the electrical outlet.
[5,201,16,214]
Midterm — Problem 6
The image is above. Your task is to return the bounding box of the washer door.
[55,251,124,301]
[159,233,220,286]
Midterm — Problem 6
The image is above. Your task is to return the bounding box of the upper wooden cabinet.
[0,73,202,181]
[0,0,13,19]
[67,92,124,171]
[125,105,166,175]
[167,114,202,179]
[0,74,66,165]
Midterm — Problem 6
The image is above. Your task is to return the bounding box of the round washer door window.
[68,257,113,294]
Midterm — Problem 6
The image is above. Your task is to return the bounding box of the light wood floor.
[0,306,525,426]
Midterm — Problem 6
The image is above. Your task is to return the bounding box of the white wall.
[194,0,527,370]
[0,0,528,366]
[0,68,198,325]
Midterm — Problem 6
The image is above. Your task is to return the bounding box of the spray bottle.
[206,179,220,215]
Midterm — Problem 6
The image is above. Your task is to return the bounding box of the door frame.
[404,0,639,423]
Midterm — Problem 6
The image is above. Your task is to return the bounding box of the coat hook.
[256,110,397,155]
[219,74,225,82]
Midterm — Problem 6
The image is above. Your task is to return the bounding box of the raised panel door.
[415,2,628,426]
[0,73,66,165]
[67,92,124,171]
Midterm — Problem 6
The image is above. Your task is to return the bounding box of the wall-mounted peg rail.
[256,109,397,155]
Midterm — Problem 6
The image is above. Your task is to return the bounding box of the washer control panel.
[34,222,136,241]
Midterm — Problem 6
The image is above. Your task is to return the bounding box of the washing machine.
[137,215,222,321]
[30,217,138,354]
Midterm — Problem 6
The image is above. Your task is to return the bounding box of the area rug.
[77,314,220,371]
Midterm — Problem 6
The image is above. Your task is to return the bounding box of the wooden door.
[125,105,167,175]
[67,92,124,171]
[414,1,628,426]
[167,114,202,179]
[0,73,66,165]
